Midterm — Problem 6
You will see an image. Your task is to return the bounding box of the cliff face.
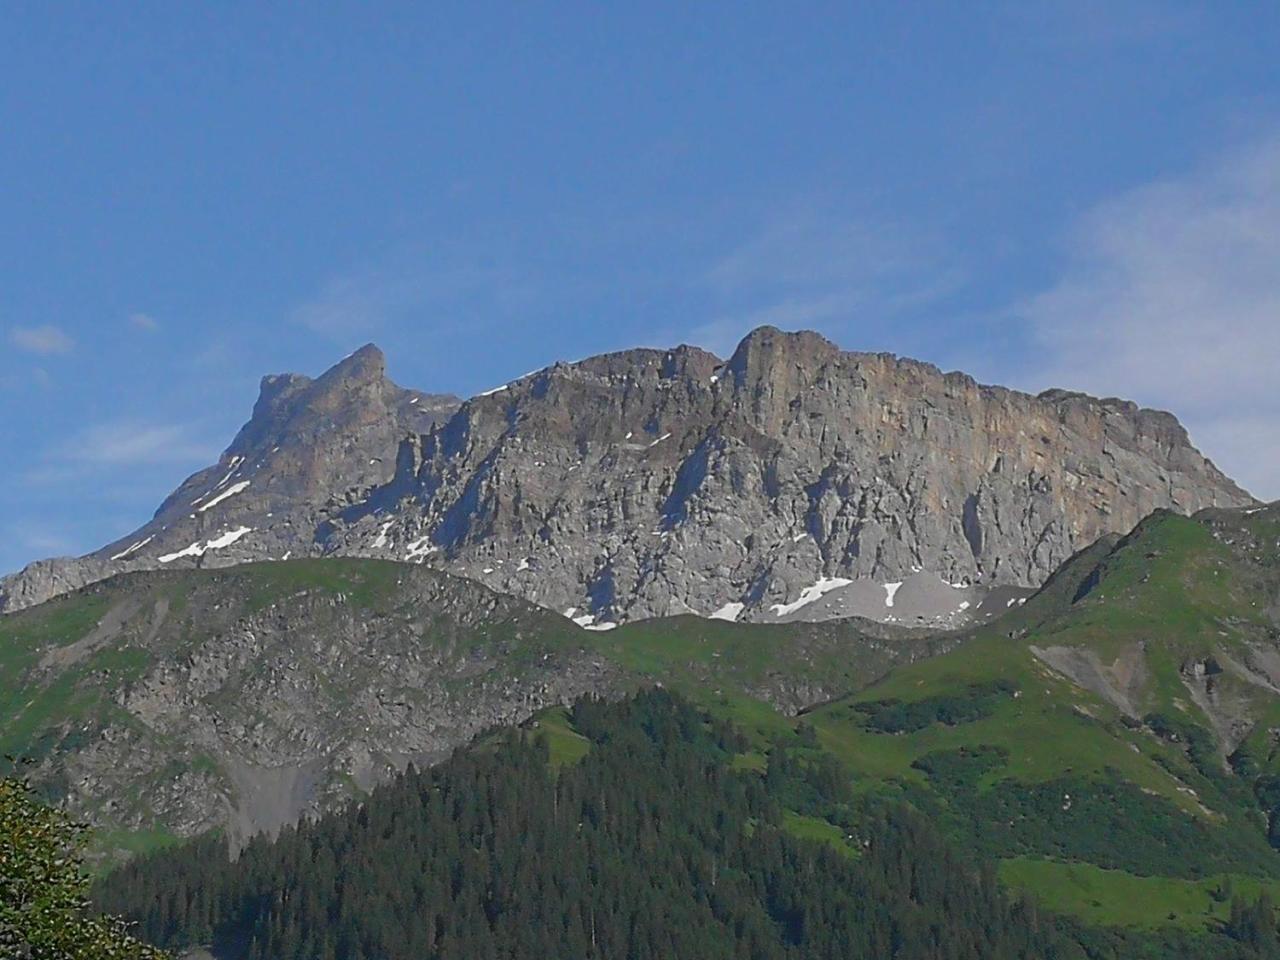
[0,345,459,612]
[0,327,1254,626]
[4,560,945,849]
[2,562,618,850]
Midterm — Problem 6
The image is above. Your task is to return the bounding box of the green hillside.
[0,557,938,862]
[7,502,1280,940]
[92,690,1280,959]
[784,504,1280,931]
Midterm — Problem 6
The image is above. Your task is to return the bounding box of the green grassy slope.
[0,556,937,865]
[7,501,1280,933]
[782,503,1280,931]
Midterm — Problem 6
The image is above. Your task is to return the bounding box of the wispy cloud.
[56,421,220,467]
[13,525,80,557]
[683,207,963,357]
[685,294,865,357]
[129,312,159,332]
[996,0,1200,48]
[9,324,75,355]
[290,254,522,343]
[1016,134,1280,500]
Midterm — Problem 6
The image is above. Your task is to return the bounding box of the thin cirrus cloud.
[1017,134,1280,501]
[683,294,866,359]
[56,421,221,467]
[290,255,520,344]
[681,209,965,360]
[9,324,75,355]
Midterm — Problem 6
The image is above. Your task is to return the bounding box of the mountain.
[0,328,1252,629]
[0,346,459,613]
[94,692,1106,960]
[792,500,1280,931]
[0,559,944,856]
[9,498,1280,941]
[96,673,1280,959]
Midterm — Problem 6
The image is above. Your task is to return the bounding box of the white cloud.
[17,528,80,557]
[9,324,75,355]
[1018,135,1280,500]
[685,208,963,358]
[59,421,220,466]
[685,294,864,357]
[290,255,511,342]
[705,211,939,297]
[129,312,159,332]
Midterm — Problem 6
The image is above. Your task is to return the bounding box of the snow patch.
[884,582,903,607]
[372,521,393,549]
[516,557,531,572]
[648,432,671,447]
[205,527,252,550]
[770,577,854,618]
[159,526,252,563]
[709,602,744,622]
[110,535,154,561]
[477,383,508,397]
[583,621,618,631]
[404,536,436,562]
[212,456,244,490]
[157,542,201,563]
[198,480,250,513]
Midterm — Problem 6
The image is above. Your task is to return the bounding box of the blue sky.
[2,2,1279,574]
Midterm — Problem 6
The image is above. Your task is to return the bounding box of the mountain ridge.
[0,326,1254,626]
[0,556,947,854]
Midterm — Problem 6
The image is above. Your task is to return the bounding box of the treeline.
[94,689,1280,960]
[98,689,1072,959]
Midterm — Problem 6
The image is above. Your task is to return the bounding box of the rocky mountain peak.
[0,327,1257,624]
[330,341,387,379]
[724,325,840,387]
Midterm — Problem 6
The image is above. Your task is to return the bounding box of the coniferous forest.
[95,690,1280,960]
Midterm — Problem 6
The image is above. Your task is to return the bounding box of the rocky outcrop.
[15,562,619,850]
[0,345,458,612]
[9,560,943,850]
[0,327,1254,625]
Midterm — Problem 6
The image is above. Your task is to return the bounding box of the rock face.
[5,559,946,850]
[0,327,1255,626]
[5,561,619,850]
[0,345,459,611]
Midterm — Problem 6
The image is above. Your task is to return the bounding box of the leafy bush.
[1,773,168,959]
[854,679,1018,733]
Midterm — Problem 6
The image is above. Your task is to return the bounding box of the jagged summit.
[0,326,1256,622]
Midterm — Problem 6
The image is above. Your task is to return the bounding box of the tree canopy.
[1,773,168,959]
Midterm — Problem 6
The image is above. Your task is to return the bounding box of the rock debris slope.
[0,327,1254,626]
[1,559,945,849]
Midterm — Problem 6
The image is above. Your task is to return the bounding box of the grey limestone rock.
[0,327,1254,627]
